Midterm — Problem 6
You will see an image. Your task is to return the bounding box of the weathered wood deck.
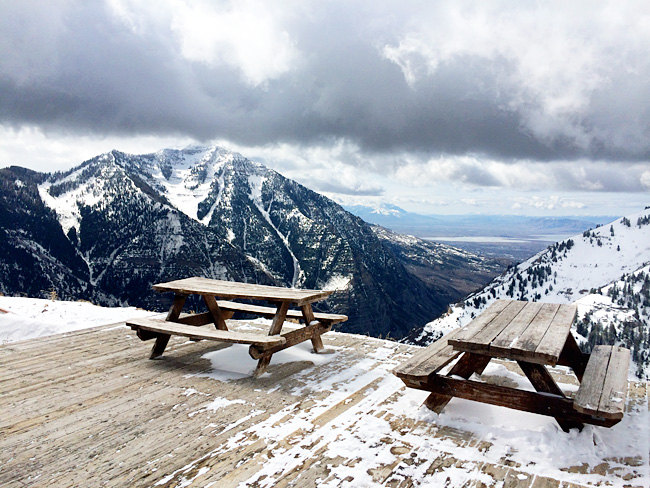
[1,321,648,488]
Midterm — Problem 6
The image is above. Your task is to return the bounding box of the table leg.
[301,304,325,353]
[254,301,290,377]
[423,353,491,413]
[203,295,229,331]
[557,333,589,382]
[150,293,187,359]
[517,361,583,432]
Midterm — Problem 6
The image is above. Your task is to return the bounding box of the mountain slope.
[0,146,503,339]
[414,210,650,378]
[371,225,507,306]
[0,166,95,301]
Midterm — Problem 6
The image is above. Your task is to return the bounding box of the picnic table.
[127,277,347,376]
[394,300,630,431]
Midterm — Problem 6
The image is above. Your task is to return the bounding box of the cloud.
[2,0,650,192]
[511,196,587,211]
[109,0,301,86]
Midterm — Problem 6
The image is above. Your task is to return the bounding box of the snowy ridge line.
[418,209,650,379]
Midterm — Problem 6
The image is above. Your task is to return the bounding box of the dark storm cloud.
[2,1,650,165]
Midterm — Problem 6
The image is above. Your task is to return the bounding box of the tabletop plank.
[533,304,576,364]
[447,300,510,347]
[450,300,527,353]
[508,303,560,360]
[489,302,544,356]
[153,277,333,306]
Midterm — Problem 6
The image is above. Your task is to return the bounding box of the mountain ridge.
[414,208,650,378]
[0,145,505,339]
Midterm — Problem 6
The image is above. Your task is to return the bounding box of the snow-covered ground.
[1,297,649,487]
[0,296,156,344]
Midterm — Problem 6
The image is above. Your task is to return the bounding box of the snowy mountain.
[0,146,504,339]
[414,210,650,378]
[371,225,507,304]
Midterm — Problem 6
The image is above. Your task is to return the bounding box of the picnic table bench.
[127,277,347,376]
[394,300,630,431]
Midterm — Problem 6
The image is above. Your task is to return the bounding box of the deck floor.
[1,321,648,488]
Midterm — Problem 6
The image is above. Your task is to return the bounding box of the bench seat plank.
[393,329,463,382]
[127,317,286,348]
[574,345,630,419]
[216,301,348,324]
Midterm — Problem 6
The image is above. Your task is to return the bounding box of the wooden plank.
[574,345,609,415]
[490,302,544,356]
[408,375,620,428]
[150,334,171,359]
[517,361,583,432]
[153,277,333,306]
[248,322,332,359]
[176,311,213,326]
[126,317,286,347]
[534,304,576,364]
[508,303,560,360]
[420,352,492,414]
[598,346,630,416]
[392,329,464,381]
[166,293,187,321]
[146,292,188,356]
[216,300,348,324]
[254,301,291,377]
[203,294,229,330]
[574,345,629,419]
[448,300,510,346]
[142,311,234,327]
[557,332,589,381]
[301,304,325,352]
[450,300,527,354]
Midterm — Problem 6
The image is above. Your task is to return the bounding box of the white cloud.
[641,170,650,190]
[381,0,650,153]
[108,0,300,86]
[511,195,586,211]
[0,125,190,172]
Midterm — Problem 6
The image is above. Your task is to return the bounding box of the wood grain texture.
[533,304,576,364]
[418,375,619,428]
[153,277,333,306]
[574,345,630,419]
[216,300,347,324]
[489,302,544,356]
[248,322,332,360]
[392,329,463,381]
[203,294,229,331]
[448,300,510,347]
[508,303,559,360]
[127,317,286,347]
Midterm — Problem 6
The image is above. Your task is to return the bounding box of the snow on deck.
[1,317,648,487]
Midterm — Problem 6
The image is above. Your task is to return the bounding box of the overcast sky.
[1,0,649,216]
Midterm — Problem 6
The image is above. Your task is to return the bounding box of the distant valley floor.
[425,236,556,262]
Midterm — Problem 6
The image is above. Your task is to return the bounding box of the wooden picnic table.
[394,300,630,431]
[127,277,347,377]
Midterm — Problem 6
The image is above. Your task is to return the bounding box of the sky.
[1,0,649,216]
